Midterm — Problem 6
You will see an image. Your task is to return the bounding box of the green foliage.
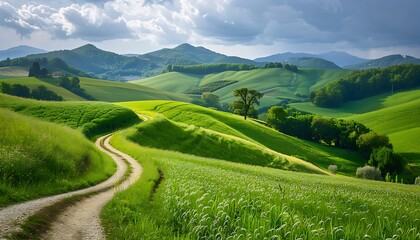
[266,106,287,128]
[59,76,95,100]
[310,64,420,107]
[356,166,382,180]
[328,164,338,174]
[369,147,404,176]
[232,88,264,119]
[263,62,283,68]
[103,130,420,239]
[28,61,48,77]
[0,93,139,138]
[0,109,115,206]
[356,132,391,158]
[1,82,63,101]
[200,92,220,108]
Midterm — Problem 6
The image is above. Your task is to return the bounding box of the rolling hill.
[346,54,420,69]
[119,100,367,175]
[290,88,420,179]
[0,76,195,103]
[282,57,341,69]
[0,66,28,78]
[0,45,46,61]
[131,68,350,110]
[255,51,368,67]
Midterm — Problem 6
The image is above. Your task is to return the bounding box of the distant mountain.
[345,54,420,69]
[145,43,258,66]
[254,52,315,63]
[317,51,367,67]
[255,51,367,68]
[27,44,158,80]
[0,45,46,61]
[283,57,341,69]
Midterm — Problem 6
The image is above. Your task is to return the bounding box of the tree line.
[0,82,63,101]
[266,106,404,176]
[164,62,298,75]
[310,64,420,107]
[58,76,95,100]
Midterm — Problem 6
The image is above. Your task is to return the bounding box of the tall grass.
[0,109,115,207]
[102,128,420,239]
[0,93,139,138]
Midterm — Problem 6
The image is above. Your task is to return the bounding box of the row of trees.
[266,106,404,176]
[165,62,298,75]
[28,62,48,77]
[310,64,420,107]
[58,76,95,100]
[0,82,63,101]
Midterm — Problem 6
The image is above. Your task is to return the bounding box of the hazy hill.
[145,43,258,66]
[255,51,367,67]
[283,57,341,69]
[346,54,420,69]
[0,45,46,61]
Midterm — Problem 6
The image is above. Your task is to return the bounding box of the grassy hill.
[0,93,139,138]
[0,66,28,78]
[346,54,420,69]
[0,76,195,103]
[282,57,341,69]
[131,68,349,109]
[0,109,115,206]
[102,125,420,239]
[291,88,420,179]
[118,100,366,175]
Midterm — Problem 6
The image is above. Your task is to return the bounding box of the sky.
[1,0,420,59]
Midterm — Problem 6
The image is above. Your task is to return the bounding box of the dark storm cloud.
[1,0,419,49]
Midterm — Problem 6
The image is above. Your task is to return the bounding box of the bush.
[415,176,420,185]
[356,166,382,180]
[328,165,338,174]
[368,147,404,176]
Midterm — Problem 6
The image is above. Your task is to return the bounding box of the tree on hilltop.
[231,88,263,120]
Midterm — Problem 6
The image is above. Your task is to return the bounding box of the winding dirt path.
[0,134,142,239]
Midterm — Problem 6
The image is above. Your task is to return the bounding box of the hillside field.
[118,100,367,176]
[102,127,420,239]
[131,68,349,109]
[291,88,420,179]
[0,109,115,207]
[0,66,28,79]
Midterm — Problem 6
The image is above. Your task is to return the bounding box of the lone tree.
[232,88,263,120]
[201,92,220,109]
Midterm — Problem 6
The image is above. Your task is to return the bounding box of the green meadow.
[118,100,366,175]
[0,109,115,207]
[131,68,349,109]
[0,93,139,138]
[102,128,420,239]
[0,66,29,79]
[291,88,420,179]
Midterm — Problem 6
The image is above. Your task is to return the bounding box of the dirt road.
[0,134,142,239]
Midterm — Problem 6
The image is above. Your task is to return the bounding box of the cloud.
[1,0,420,51]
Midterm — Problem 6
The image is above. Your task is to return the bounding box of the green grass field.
[102,129,420,239]
[291,88,420,180]
[0,93,139,138]
[0,109,116,207]
[118,100,366,175]
[0,66,28,79]
[131,68,349,109]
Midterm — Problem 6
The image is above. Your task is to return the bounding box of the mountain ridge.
[0,45,47,61]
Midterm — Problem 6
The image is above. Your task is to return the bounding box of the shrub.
[356,166,382,180]
[328,165,338,174]
[415,176,420,185]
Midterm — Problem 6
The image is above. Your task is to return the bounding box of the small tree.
[266,106,287,129]
[232,88,263,120]
[328,165,338,174]
[415,176,420,185]
[368,147,404,176]
[201,92,220,109]
[356,166,382,180]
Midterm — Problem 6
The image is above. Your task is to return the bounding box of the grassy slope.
[0,77,85,100]
[131,68,349,109]
[102,129,420,239]
[0,66,28,79]
[0,109,115,207]
[291,88,420,178]
[0,76,195,103]
[0,93,139,138]
[119,100,366,175]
